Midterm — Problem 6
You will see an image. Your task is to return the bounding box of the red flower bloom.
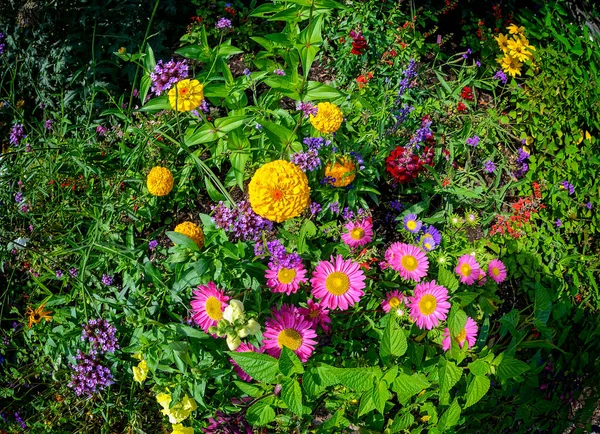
[386,146,434,184]
[351,36,368,55]
[457,102,468,113]
[461,86,474,101]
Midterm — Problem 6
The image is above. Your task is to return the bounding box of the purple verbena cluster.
[329,202,340,214]
[296,101,318,118]
[514,147,530,178]
[68,351,114,396]
[309,202,322,216]
[81,318,119,354]
[466,136,480,147]
[255,239,301,270]
[303,136,331,151]
[216,18,232,30]
[212,200,274,242]
[408,117,433,149]
[202,410,252,434]
[150,59,189,96]
[494,70,508,84]
[560,180,575,195]
[10,124,25,146]
[0,32,5,55]
[290,150,321,172]
[484,160,496,173]
[273,68,286,76]
[101,274,113,286]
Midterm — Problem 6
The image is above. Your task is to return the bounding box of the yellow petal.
[172,424,194,434]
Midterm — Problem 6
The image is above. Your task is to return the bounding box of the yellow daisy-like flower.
[309,102,343,134]
[248,160,310,223]
[507,24,525,35]
[576,130,592,145]
[506,37,532,62]
[497,55,522,77]
[168,79,205,112]
[26,302,52,329]
[324,157,356,187]
[132,359,149,383]
[146,166,174,196]
[174,222,205,249]
[494,33,510,52]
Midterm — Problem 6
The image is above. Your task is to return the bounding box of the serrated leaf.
[448,305,468,337]
[281,377,303,416]
[358,391,376,417]
[497,356,530,380]
[373,379,390,414]
[228,352,280,384]
[380,316,407,364]
[439,358,462,396]
[279,346,304,376]
[234,381,264,397]
[334,367,375,392]
[467,360,489,376]
[302,370,325,397]
[390,412,415,432]
[438,399,461,431]
[391,373,430,405]
[464,375,490,408]
[246,401,276,426]
[438,267,459,292]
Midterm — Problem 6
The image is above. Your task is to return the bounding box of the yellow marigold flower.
[174,221,205,249]
[324,157,356,187]
[147,166,174,196]
[172,424,194,434]
[507,24,525,35]
[497,55,522,77]
[494,33,510,52]
[26,302,52,328]
[132,359,149,383]
[168,79,205,112]
[309,102,343,134]
[248,160,310,223]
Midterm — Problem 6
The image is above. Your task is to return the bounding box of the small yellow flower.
[507,24,525,35]
[309,102,343,134]
[497,55,522,77]
[174,221,205,249]
[494,33,510,52]
[324,157,356,187]
[168,79,205,112]
[575,130,592,144]
[118,47,127,55]
[172,424,194,434]
[16,100,25,110]
[420,415,431,423]
[156,393,197,424]
[132,360,149,383]
[26,302,52,328]
[146,166,174,196]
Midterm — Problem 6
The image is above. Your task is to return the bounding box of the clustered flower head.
[216,17,232,29]
[0,32,6,55]
[514,147,530,178]
[68,351,114,396]
[212,200,274,242]
[349,29,368,55]
[559,180,575,195]
[10,123,25,146]
[309,102,343,134]
[495,24,536,77]
[150,59,189,96]
[81,318,119,354]
[290,150,321,172]
[174,221,205,248]
[386,144,434,184]
[146,166,174,196]
[263,304,317,362]
[168,79,205,112]
[296,101,318,118]
[324,156,356,187]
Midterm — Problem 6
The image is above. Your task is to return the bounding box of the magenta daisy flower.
[476,269,487,286]
[265,262,308,295]
[341,218,373,248]
[407,281,451,330]
[262,305,317,362]
[487,259,507,283]
[382,290,405,315]
[455,254,480,285]
[310,255,366,310]
[190,282,230,333]
[230,342,263,382]
[298,299,331,333]
[442,317,478,351]
[384,242,429,282]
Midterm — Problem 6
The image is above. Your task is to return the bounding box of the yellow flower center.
[277,268,297,284]
[401,255,418,271]
[491,267,500,277]
[424,242,433,250]
[277,328,302,351]
[418,294,437,315]
[460,263,472,277]
[309,310,319,319]
[389,297,401,308]
[455,328,467,343]
[406,220,417,231]
[350,227,365,240]
[205,296,223,321]
[325,271,350,296]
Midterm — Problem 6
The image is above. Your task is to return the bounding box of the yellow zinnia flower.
[507,24,525,35]
[248,160,310,223]
[147,166,174,196]
[174,222,205,249]
[494,33,510,52]
[168,79,205,112]
[309,102,343,134]
[497,55,522,77]
[324,156,356,187]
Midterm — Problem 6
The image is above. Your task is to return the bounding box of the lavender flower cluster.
[255,239,301,270]
[296,101,318,118]
[408,117,433,150]
[494,70,508,84]
[291,150,321,172]
[68,351,114,397]
[560,180,575,195]
[466,136,480,147]
[396,59,417,102]
[303,136,331,151]
[212,200,274,242]
[10,124,25,146]
[81,318,119,354]
[150,59,189,96]
[0,32,6,55]
[216,17,232,30]
[514,147,530,178]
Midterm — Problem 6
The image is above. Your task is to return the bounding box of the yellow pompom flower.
[248,160,310,223]
[309,102,343,134]
[168,79,205,112]
[324,157,356,187]
[174,222,205,249]
[147,166,174,196]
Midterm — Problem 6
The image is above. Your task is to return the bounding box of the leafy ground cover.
[1,0,600,433]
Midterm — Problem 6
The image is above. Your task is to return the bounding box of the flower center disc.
[278,328,302,351]
[401,255,418,271]
[389,297,401,308]
[455,328,467,343]
[350,228,365,240]
[406,220,417,231]
[491,267,500,277]
[460,263,472,277]
[418,294,437,315]
[325,271,350,296]
[272,189,284,200]
[309,310,319,319]
[205,296,223,321]
[277,268,297,284]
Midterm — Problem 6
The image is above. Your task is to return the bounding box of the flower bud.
[226,334,241,351]
[223,299,245,323]
[239,319,261,337]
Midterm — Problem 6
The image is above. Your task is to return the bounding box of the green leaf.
[204,177,226,202]
[464,375,490,408]
[234,381,263,397]
[447,305,468,338]
[228,352,280,383]
[175,44,211,62]
[372,379,390,414]
[467,360,489,376]
[380,316,407,364]
[166,231,200,252]
[297,220,317,254]
[303,363,339,396]
[438,267,459,292]
[279,346,304,376]
[246,400,276,426]
[304,81,343,100]
[230,151,249,190]
[389,412,415,432]
[217,44,244,57]
[334,367,375,392]
[143,44,156,73]
[281,377,303,416]
[439,358,462,396]
[437,399,461,431]
[358,391,376,417]
[391,373,430,405]
[168,323,208,340]
[185,123,224,146]
[497,356,530,380]
[214,115,251,132]
[138,96,171,112]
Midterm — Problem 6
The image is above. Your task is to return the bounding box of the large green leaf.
[437,399,462,432]
[281,377,303,416]
[464,375,490,408]
[246,400,276,426]
[439,358,462,396]
[334,367,376,392]
[391,373,430,405]
[279,346,304,376]
[447,305,468,337]
[166,231,200,252]
[228,352,280,383]
[497,355,530,380]
[380,316,407,364]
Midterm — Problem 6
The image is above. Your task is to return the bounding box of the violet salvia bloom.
[150,59,189,96]
[45,119,53,130]
[10,123,25,146]
[462,48,472,59]
[389,200,403,211]
[560,180,575,195]
[0,32,5,55]
[101,274,113,286]
[476,60,481,67]
[494,70,508,84]
[243,68,251,76]
[408,118,433,149]
[321,175,336,185]
[68,351,114,396]
[329,202,340,214]
[466,136,480,147]
[148,239,158,250]
[216,17,232,29]
[202,410,253,434]
[15,192,23,203]
[212,200,274,242]
[309,202,322,215]
[303,137,330,151]
[296,101,318,118]
[290,150,321,171]
[514,147,530,178]
[484,160,496,173]
[395,59,417,102]
[14,412,26,429]
[81,318,119,354]
[96,125,108,136]
[342,207,354,220]
[274,68,286,76]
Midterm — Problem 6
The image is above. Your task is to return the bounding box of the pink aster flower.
[341,218,373,249]
[442,317,478,351]
[476,269,487,286]
[382,290,405,315]
[487,259,507,283]
[455,254,480,285]
[190,282,230,333]
[407,281,451,330]
[262,305,317,362]
[230,342,263,382]
[265,262,308,295]
[384,242,429,282]
[310,255,366,310]
[299,299,331,333]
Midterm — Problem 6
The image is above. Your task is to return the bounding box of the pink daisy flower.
[262,305,317,362]
[382,290,405,315]
[230,342,263,382]
[384,242,429,282]
[407,280,451,330]
[310,255,366,310]
[265,262,308,295]
[487,259,507,283]
[476,269,487,286]
[455,254,480,285]
[299,299,331,333]
[190,282,229,333]
[442,317,478,351]
[341,218,374,248]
